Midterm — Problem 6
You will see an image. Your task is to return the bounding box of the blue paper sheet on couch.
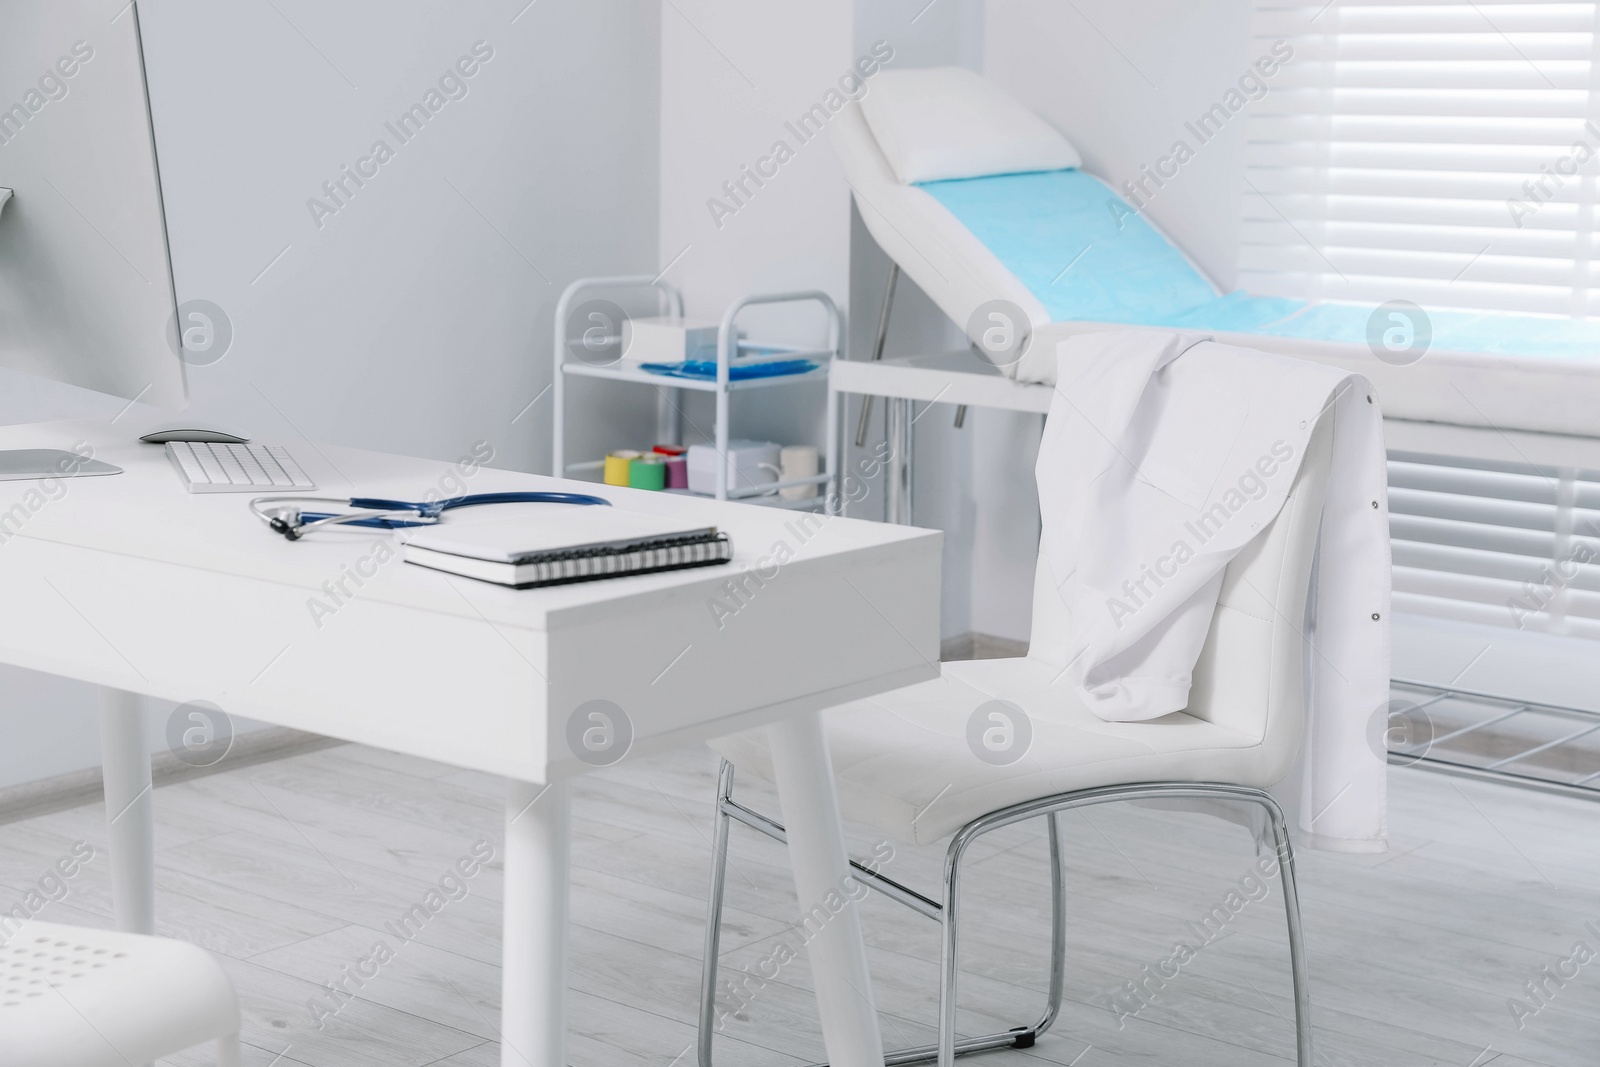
[917,169,1600,360]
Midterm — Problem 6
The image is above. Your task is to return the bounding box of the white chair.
[698,414,1334,1067]
[0,920,241,1066]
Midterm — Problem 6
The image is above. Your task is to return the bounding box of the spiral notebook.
[400,509,732,588]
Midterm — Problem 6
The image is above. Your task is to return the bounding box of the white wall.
[654,0,855,457]
[854,0,985,72]
[0,0,662,790]
[141,0,661,474]
[659,1,855,317]
[983,0,1254,285]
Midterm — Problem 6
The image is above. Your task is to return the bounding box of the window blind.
[1389,451,1600,636]
[1244,1,1600,317]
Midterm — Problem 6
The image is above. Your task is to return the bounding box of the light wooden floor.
[2,738,1597,1067]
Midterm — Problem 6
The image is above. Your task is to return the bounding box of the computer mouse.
[139,427,250,444]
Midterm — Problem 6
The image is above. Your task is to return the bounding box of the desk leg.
[769,712,884,1067]
[99,689,154,935]
[502,779,570,1067]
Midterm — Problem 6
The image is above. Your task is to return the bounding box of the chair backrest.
[1026,410,1335,753]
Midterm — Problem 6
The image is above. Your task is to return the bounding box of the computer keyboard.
[165,441,315,493]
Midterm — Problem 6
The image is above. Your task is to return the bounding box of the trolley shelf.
[556,465,831,510]
[552,276,842,507]
[559,360,830,392]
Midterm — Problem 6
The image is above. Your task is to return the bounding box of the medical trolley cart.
[552,276,842,510]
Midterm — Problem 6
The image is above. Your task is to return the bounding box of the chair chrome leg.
[935,824,973,1067]
[1035,812,1066,1037]
[1261,797,1313,1067]
[698,759,737,1067]
[932,811,1064,1067]
[703,774,1309,1067]
[925,782,1313,1067]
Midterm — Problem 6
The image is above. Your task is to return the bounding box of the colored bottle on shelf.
[629,453,667,491]
[604,450,639,487]
[652,445,688,488]
[663,454,688,489]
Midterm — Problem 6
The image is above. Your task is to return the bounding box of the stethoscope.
[250,492,610,541]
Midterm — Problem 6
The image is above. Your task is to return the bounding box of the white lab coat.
[1036,329,1390,852]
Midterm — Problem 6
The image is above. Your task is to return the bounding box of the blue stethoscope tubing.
[251,491,610,540]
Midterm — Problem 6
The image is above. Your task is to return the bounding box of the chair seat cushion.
[709,657,1281,846]
[0,921,238,1067]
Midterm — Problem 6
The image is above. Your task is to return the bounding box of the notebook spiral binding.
[517,532,733,588]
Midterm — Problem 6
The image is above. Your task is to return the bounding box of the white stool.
[0,921,241,1067]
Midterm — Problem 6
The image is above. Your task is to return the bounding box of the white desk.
[0,419,941,1067]
[831,351,1049,523]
